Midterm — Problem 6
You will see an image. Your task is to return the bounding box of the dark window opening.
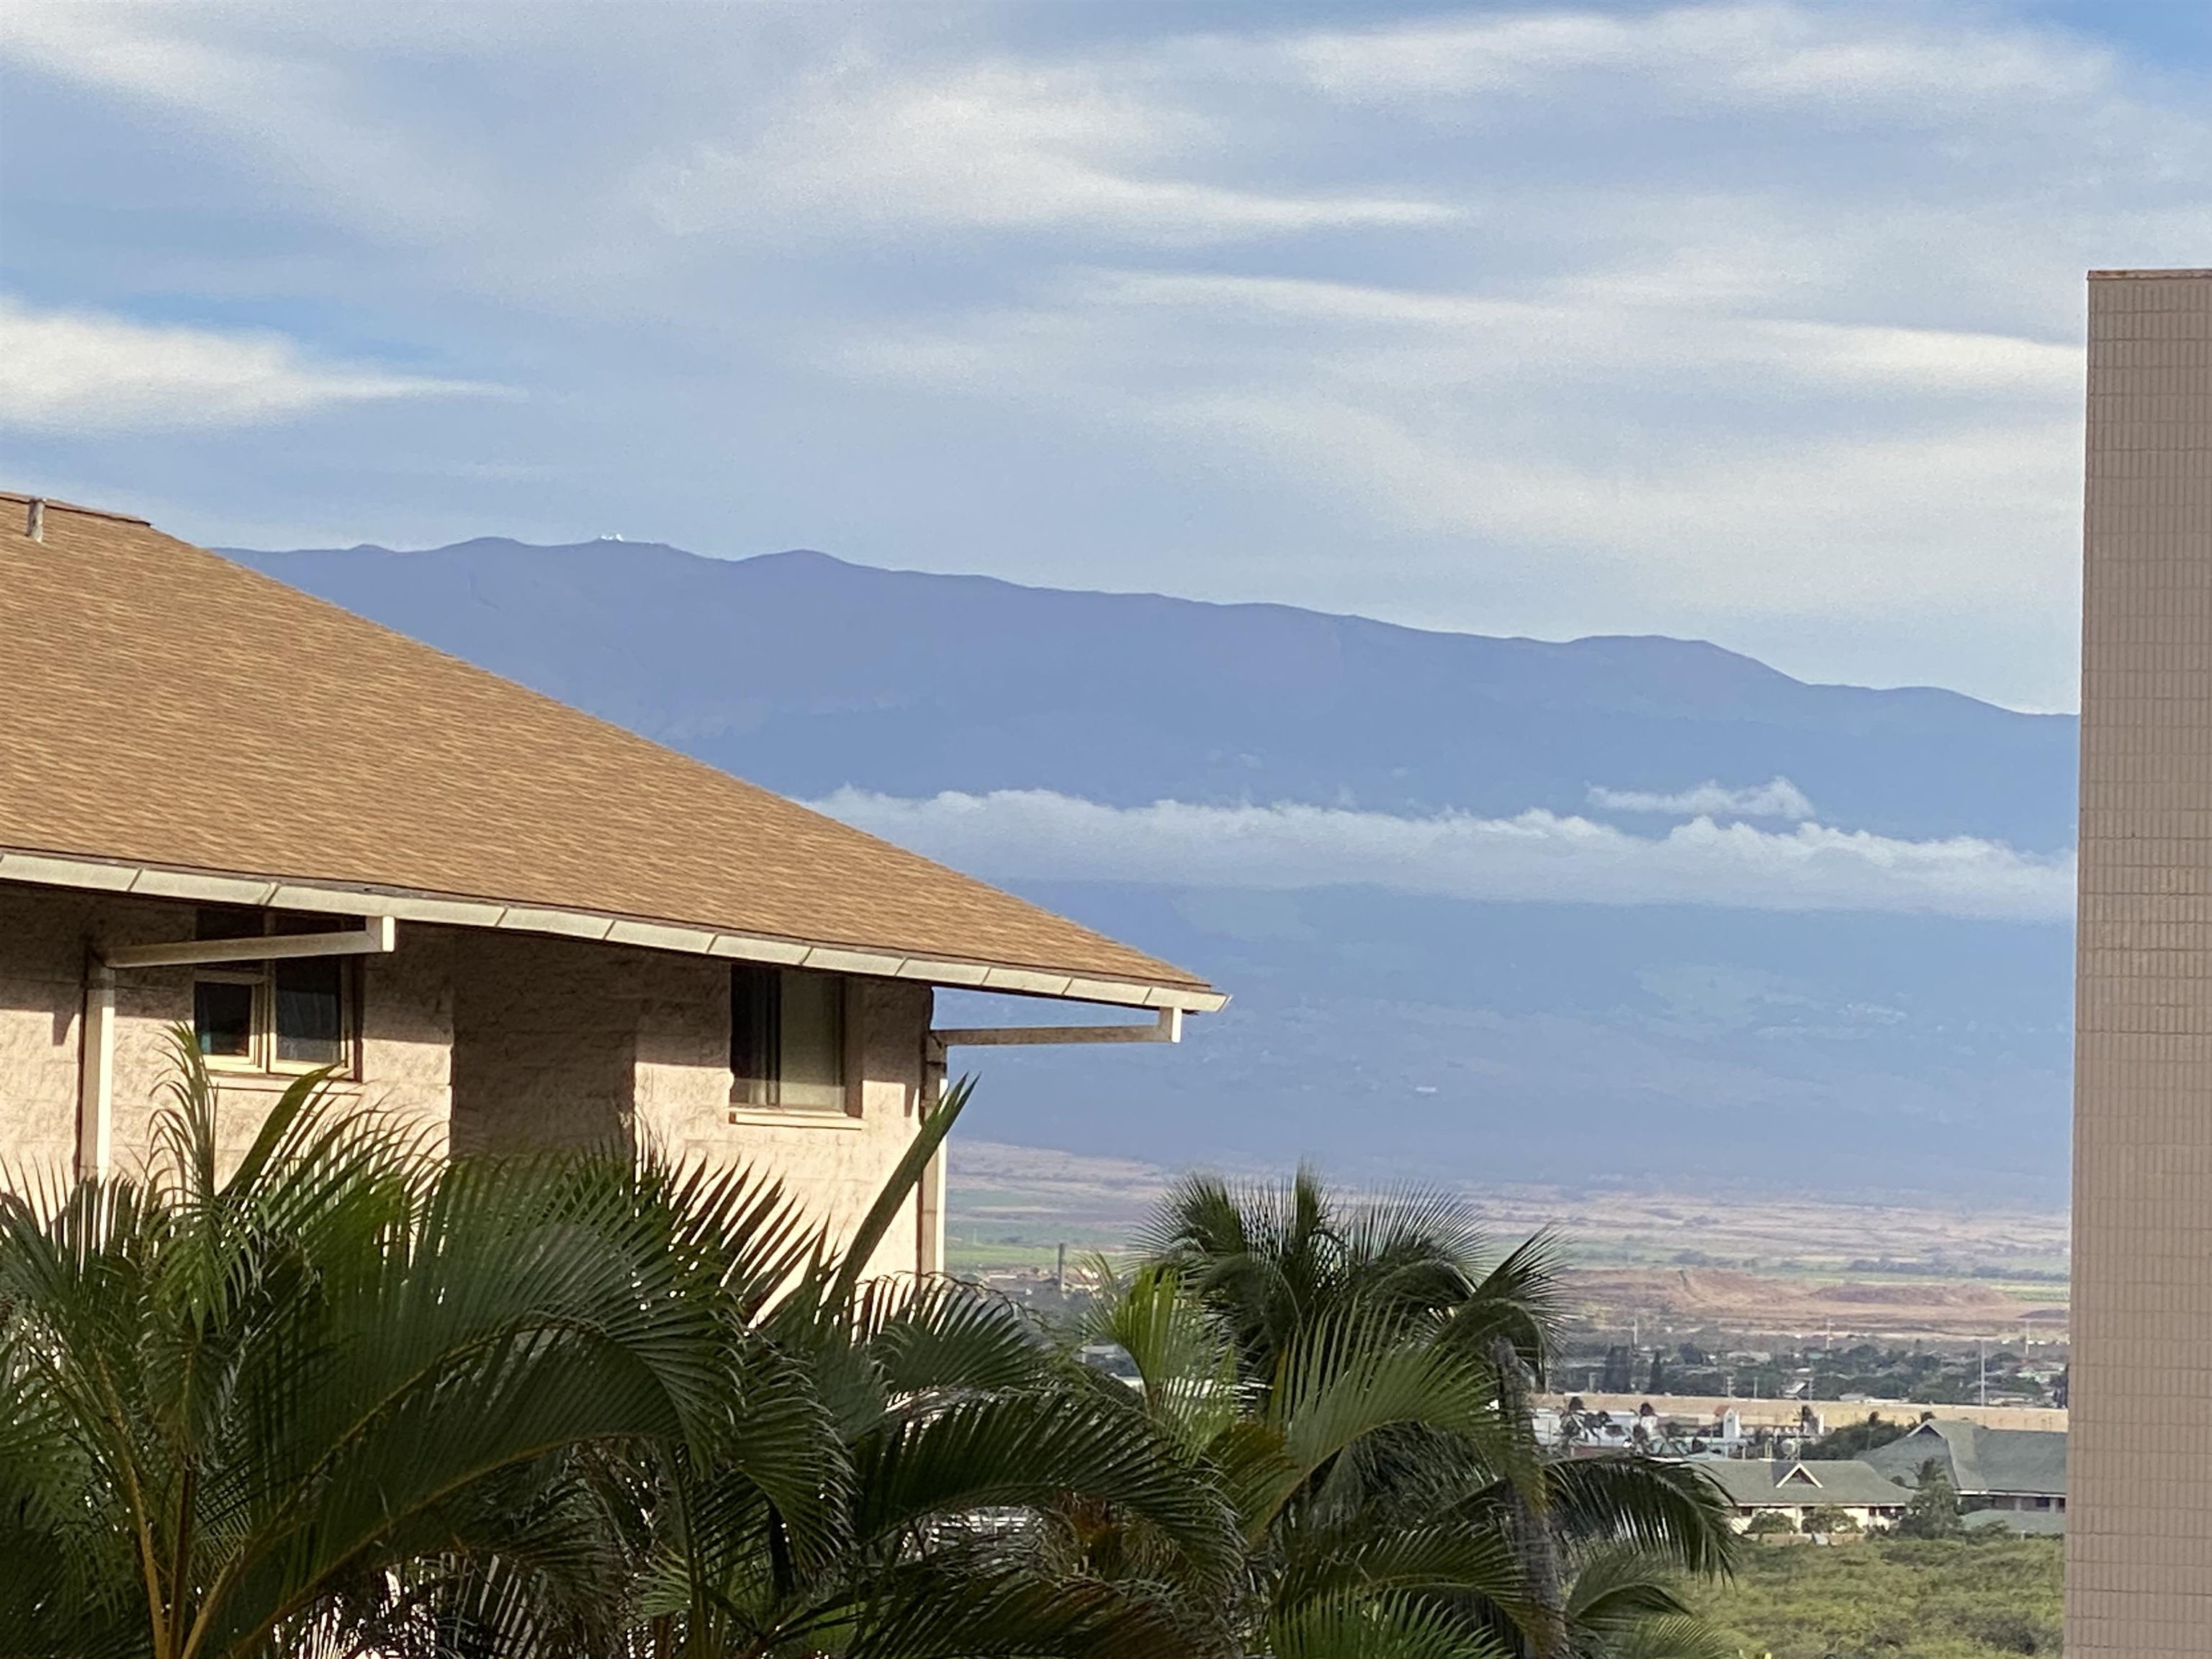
[194,979,255,1058]
[274,957,346,1066]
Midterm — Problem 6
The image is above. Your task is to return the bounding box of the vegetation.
[1688,1537,2063,1659]
[1,1040,1738,1658]
[1894,1465,1967,1541]
[1802,1414,1915,1461]
[1097,1169,1740,1658]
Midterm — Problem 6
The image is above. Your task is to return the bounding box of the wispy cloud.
[836,266,2083,633]
[0,299,498,433]
[642,63,1452,246]
[3,1,2205,708]
[1587,778,1815,819]
[813,788,2073,922]
[1260,4,2111,115]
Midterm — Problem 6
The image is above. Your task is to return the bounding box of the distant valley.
[228,537,2078,1205]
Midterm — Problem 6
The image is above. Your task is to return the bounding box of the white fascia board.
[0,848,1220,1015]
[1059,976,1156,1010]
[369,893,510,928]
[505,907,616,941]
[801,945,907,978]
[607,919,717,954]
[892,956,994,987]
[981,966,1074,997]
[127,868,276,905]
[0,850,138,892]
[707,934,813,966]
[269,884,389,917]
[267,884,510,929]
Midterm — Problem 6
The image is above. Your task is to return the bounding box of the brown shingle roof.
[0,493,1216,1006]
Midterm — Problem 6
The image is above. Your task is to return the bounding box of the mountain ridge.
[227,536,2075,850]
[224,534,2077,1202]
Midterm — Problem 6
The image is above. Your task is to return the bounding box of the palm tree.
[0,1040,1231,1659]
[626,1089,1238,1658]
[0,1029,835,1659]
[1078,1171,1737,1659]
[4,1047,1732,1659]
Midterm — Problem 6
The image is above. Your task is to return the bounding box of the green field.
[1691,1537,2064,1658]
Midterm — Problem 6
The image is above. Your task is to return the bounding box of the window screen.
[732,966,848,1111]
[274,956,346,1066]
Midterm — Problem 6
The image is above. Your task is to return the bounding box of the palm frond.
[1076,1264,1240,1449]
[1543,1458,1737,1578]
[1268,1587,1514,1659]
[1437,1231,1567,1383]
[847,1389,1236,1585]
[824,1076,974,1313]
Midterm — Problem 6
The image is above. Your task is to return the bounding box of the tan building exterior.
[1,493,1222,1280]
[2072,267,2212,1651]
[1694,1458,1910,1536]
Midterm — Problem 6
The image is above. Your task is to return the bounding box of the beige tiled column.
[2071,266,2212,1653]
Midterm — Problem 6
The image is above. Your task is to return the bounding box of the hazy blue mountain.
[228,539,2076,848]
[228,538,2077,1203]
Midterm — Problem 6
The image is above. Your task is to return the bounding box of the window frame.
[729,965,862,1120]
[191,911,361,1078]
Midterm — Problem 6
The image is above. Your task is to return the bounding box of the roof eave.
[0,846,1228,1015]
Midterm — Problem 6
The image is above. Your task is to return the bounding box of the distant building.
[1862,1419,2065,1519]
[1541,1398,1750,1456]
[2072,266,2212,1651]
[1692,1459,1910,1534]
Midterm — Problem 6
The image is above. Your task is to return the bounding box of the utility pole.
[1979,1337,1987,1408]
[1055,1241,1067,1295]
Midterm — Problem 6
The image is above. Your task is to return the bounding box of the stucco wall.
[616,944,935,1279]
[0,882,455,1179]
[2,884,937,1280]
[446,932,936,1277]
[449,930,638,1154]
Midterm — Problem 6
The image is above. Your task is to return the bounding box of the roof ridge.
[1,490,153,527]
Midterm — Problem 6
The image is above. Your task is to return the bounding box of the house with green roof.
[1691,1459,1911,1534]
[1861,1419,2065,1524]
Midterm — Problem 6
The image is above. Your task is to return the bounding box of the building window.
[731,966,850,1112]
[192,908,358,1074]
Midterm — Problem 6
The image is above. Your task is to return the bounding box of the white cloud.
[835,266,2083,627]
[814,788,2073,922]
[1587,778,1815,819]
[0,299,497,433]
[0,4,495,241]
[642,63,1452,246]
[1262,4,2111,117]
[4,1,2206,709]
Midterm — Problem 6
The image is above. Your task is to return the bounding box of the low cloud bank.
[1586,777,1815,820]
[813,788,2072,922]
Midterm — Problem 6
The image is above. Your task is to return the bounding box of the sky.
[3,1,2207,714]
